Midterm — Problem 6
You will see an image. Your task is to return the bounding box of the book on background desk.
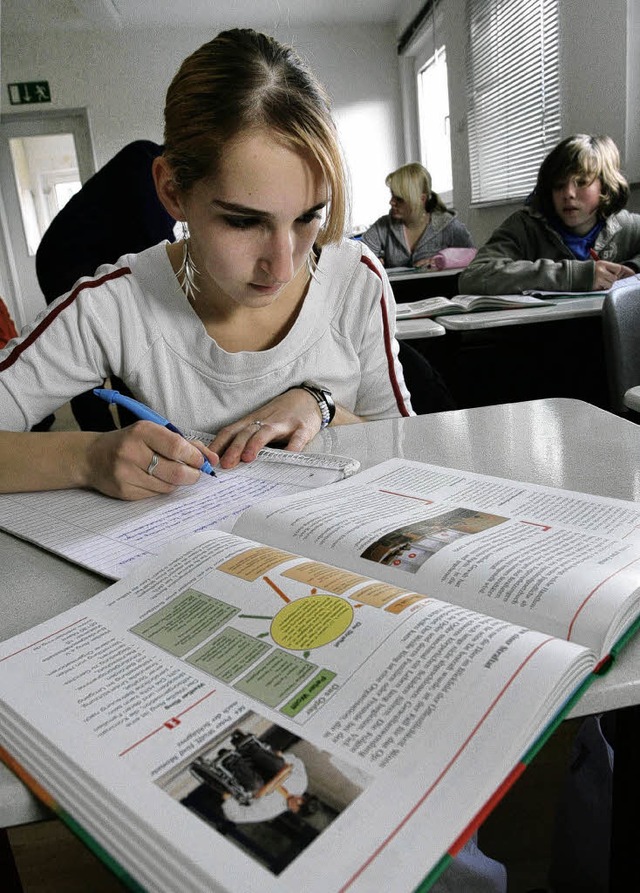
[523,289,608,299]
[3,458,640,892]
[524,273,640,299]
[395,293,554,318]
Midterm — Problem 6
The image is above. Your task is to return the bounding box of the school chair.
[0,296,18,349]
[601,279,640,416]
[0,828,24,893]
[397,340,457,414]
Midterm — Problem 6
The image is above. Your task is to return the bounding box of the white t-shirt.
[0,239,412,432]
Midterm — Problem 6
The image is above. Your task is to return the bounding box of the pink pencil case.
[430,247,477,270]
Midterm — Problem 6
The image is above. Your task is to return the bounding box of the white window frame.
[398,1,455,207]
[417,44,453,204]
[466,0,561,205]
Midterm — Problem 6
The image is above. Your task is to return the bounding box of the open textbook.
[2,459,640,891]
[395,293,554,318]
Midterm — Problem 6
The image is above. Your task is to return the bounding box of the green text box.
[281,669,337,717]
[131,589,238,657]
[235,650,316,708]
[188,627,271,682]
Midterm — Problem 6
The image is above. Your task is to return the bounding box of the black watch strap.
[296,384,335,428]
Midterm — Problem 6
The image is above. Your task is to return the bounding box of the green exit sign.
[8,81,51,105]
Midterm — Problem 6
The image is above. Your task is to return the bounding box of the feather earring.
[177,221,200,302]
[307,247,319,282]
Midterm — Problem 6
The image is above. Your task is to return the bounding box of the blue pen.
[93,388,216,476]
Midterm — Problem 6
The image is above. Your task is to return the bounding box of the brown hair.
[532,134,629,219]
[162,29,347,244]
[385,163,448,216]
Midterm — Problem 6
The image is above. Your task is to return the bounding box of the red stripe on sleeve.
[0,267,131,372]
[360,254,411,417]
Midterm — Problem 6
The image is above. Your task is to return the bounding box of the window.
[49,175,82,219]
[398,0,455,205]
[466,0,561,204]
[417,45,453,201]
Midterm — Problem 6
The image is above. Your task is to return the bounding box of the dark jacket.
[459,206,640,295]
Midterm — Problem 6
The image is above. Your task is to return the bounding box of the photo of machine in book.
[360,508,507,573]
[156,711,371,876]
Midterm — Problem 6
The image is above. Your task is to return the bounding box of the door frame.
[0,108,95,327]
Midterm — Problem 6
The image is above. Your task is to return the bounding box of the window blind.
[466,0,561,204]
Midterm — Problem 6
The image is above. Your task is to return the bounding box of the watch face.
[307,384,331,399]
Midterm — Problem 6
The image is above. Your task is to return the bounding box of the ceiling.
[2,0,408,32]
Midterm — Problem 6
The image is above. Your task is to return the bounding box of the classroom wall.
[396,0,640,247]
[2,4,639,256]
[0,23,403,233]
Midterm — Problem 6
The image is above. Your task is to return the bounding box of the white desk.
[387,267,460,283]
[396,317,446,340]
[624,385,640,412]
[394,296,603,340]
[436,295,604,330]
[3,398,640,831]
[387,267,461,300]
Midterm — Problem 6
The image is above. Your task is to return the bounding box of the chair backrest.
[602,280,640,414]
[0,296,18,348]
[397,340,457,414]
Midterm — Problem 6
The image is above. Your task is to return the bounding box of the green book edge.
[411,613,640,892]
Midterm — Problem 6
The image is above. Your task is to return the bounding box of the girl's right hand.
[593,260,635,290]
[83,421,218,500]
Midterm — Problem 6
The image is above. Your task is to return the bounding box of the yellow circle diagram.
[270,595,354,650]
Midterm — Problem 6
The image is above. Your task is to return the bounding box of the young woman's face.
[389,192,407,221]
[389,190,426,225]
[551,174,602,235]
[182,130,327,310]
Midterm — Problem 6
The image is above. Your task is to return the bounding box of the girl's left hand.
[208,388,324,469]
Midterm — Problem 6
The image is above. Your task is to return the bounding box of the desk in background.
[399,296,609,412]
[387,266,461,301]
[436,295,604,331]
[396,317,446,340]
[395,295,604,340]
[623,385,640,412]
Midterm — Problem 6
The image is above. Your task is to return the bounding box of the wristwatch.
[298,384,336,429]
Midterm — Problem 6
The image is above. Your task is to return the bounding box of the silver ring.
[252,420,264,428]
[146,453,159,476]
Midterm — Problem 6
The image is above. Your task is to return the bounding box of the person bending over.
[459,133,640,295]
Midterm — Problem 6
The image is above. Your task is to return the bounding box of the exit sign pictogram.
[8,82,51,105]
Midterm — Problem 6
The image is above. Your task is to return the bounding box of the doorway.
[0,109,94,328]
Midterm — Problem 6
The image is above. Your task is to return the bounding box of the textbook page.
[0,529,593,893]
[234,458,640,657]
[0,453,356,581]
